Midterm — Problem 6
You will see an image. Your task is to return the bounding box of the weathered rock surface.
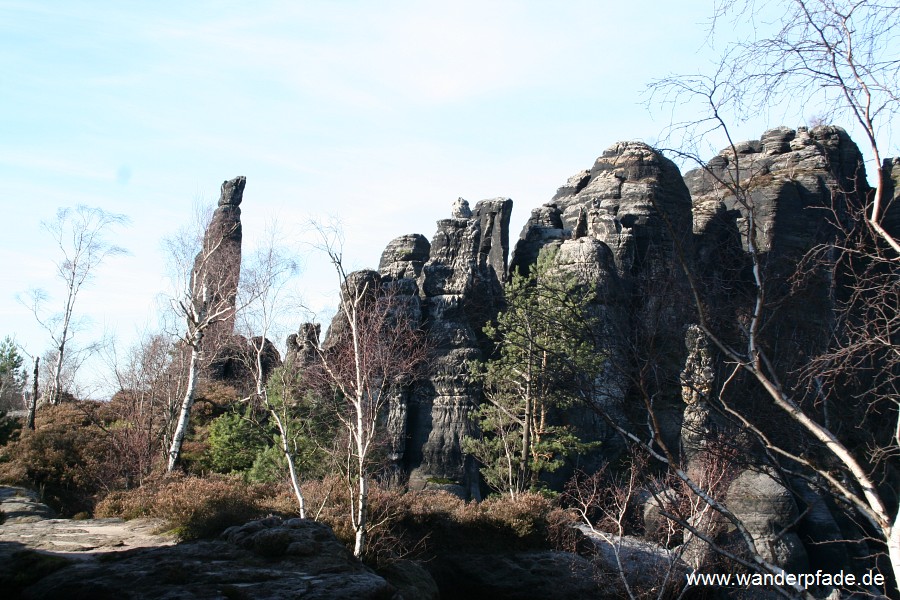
[379,234,431,282]
[285,323,322,369]
[377,560,440,600]
[509,142,694,455]
[725,469,809,572]
[0,486,56,523]
[0,487,171,555]
[406,198,512,493]
[1,489,400,600]
[304,127,886,587]
[679,324,716,464]
[688,125,867,263]
[428,549,603,600]
[193,176,250,384]
[685,128,872,393]
[200,177,245,351]
[575,524,689,593]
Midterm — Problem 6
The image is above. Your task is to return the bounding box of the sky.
[1,1,893,396]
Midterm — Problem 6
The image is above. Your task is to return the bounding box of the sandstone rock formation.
[378,234,430,281]
[285,323,322,369]
[406,198,512,493]
[201,176,245,347]
[686,126,870,354]
[193,176,252,383]
[510,142,694,453]
[361,132,870,492]
[307,126,891,586]
[679,324,716,464]
[315,198,513,496]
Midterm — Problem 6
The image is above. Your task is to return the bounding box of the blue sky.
[1,1,890,394]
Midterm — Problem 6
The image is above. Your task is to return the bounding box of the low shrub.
[96,473,298,540]
[0,403,112,515]
[480,492,554,538]
[99,473,577,562]
[301,479,571,565]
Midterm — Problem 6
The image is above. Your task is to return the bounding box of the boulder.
[379,234,431,282]
[576,524,689,593]
[377,560,440,600]
[725,469,809,572]
[428,550,603,600]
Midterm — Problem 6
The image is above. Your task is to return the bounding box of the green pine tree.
[465,247,604,497]
[0,336,27,413]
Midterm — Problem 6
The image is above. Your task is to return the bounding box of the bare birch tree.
[106,332,182,482]
[308,225,427,557]
[165,179,246,472]
[641,2,900,592]
[22,205,128,404]
[235,227,309,516]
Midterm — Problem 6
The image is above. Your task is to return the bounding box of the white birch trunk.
[270,406,306,518]
[353,395,368,557]
[354,466,368,557]
[167,345,200,472]
[889,518,900,596]
[51,344,65,405]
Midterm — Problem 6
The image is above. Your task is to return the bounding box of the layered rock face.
[196,177,248,382]
[677,126,887,576]
[343,128,885,548]
[409,199,512,493]
[684,125,870,419]
[688,125,867,267]
[314,200,512,495]
[361,199,512,494]
[200,176,245,341]
[510,142,695,451]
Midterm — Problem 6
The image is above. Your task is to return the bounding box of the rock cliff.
[510,141,695,453]
[322,129,892,584]
[350,129,878,493]
[403,198,512,494]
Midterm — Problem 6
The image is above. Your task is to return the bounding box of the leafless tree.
[564,457,694,600]
[103,332,183,483]
[235,226,309,516]
[165,194,245,473]
[21,205,128,404]
[307,223,428,557]
[640,1,900,594]
[717,0,899,254]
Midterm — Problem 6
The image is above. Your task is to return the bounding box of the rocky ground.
[0,486,175,555]
[0,486,403,599]
[0,485,652,600]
